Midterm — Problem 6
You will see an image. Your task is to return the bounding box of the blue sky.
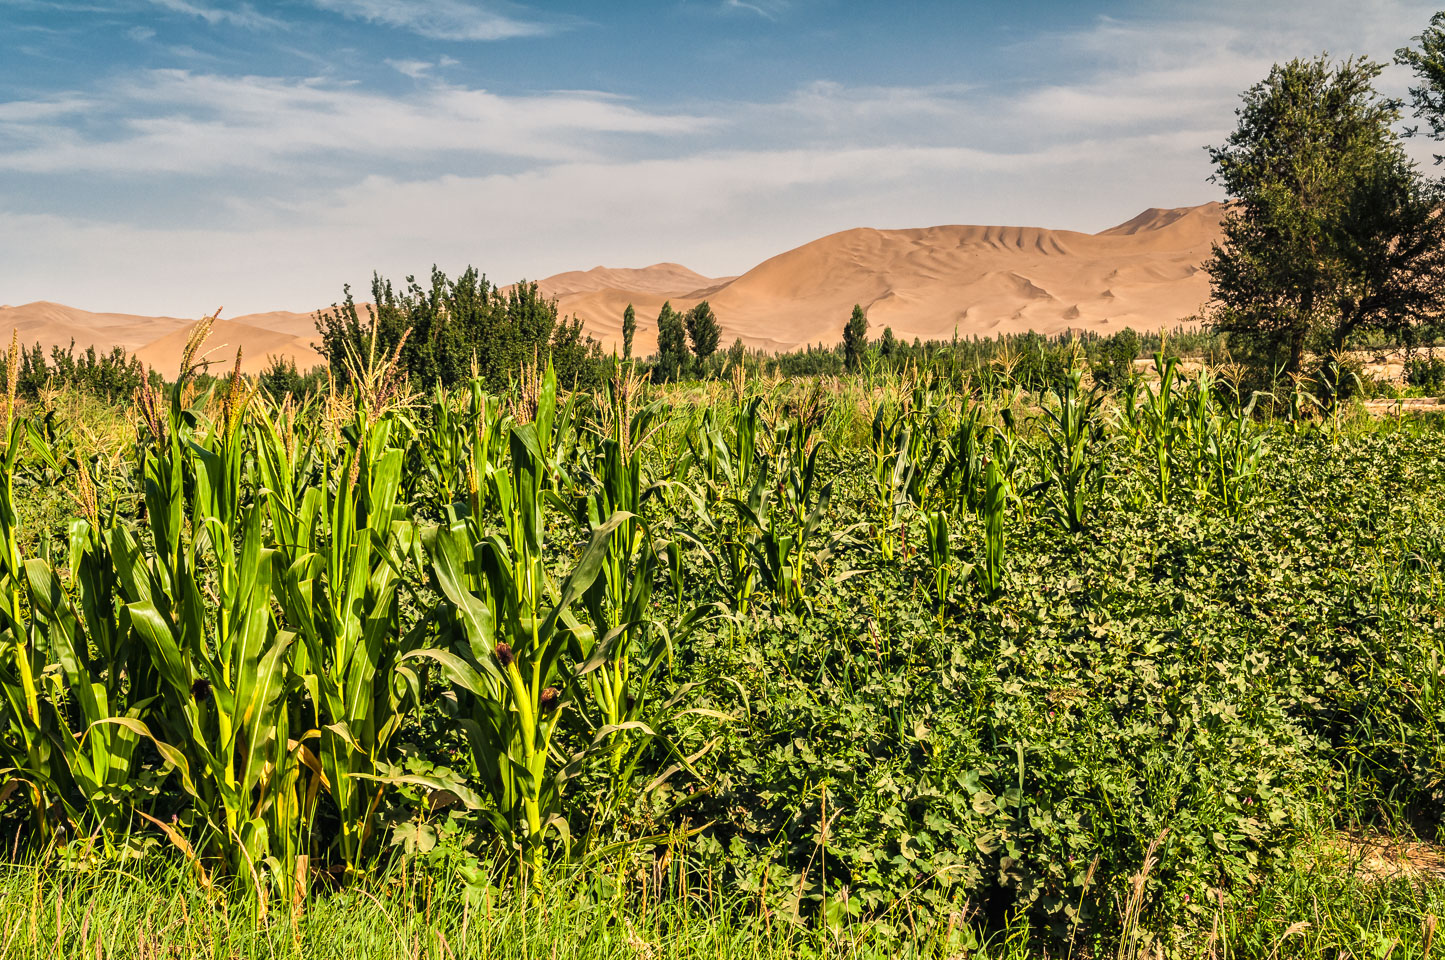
[2,0,1442,314]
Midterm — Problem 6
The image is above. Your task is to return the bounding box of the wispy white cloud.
[0,95,95,122]
[306,0,557,40]
[0,70,716,174]
[145,0,284,30]
[385,58,434,78]
[386,56,459,78]
[0,0,137,14]
[722,0,788,21]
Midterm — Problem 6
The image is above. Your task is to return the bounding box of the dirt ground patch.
[1334,833,1445,883]
[1363,397,1445,415]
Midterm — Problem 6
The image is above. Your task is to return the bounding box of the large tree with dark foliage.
[654,301,690,382]
[1205,55,1445,372]
[685,300,720,367]
[314,266,601,391]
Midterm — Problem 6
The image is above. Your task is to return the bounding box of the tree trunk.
[1288,324,1308,375]
[1289,289,1316,374]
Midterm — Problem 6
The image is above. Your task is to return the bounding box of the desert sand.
[0,302,194,355]
[0,300,324,375]
[561,202,1222,356]
[1,202,1223,375]
[134,317,325,376]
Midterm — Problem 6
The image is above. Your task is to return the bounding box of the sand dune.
[0,301,325,377]
[5,202,1224,372]
[221,310,319,338]
[537,263,728,299]
[0,301,193,355]
[547,202,1223,355]
[135,319,325,377]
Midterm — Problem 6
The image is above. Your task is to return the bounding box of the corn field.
[1,323,1443,956]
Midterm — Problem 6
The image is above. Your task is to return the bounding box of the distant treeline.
[751,325,1213,390]
[7,315,1445,410]
[8,285,1445,409]
[5,340,151,403]
[0,338,333,407]
[2,310,1219,404]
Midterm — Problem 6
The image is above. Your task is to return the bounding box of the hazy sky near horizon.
[2,0,1443,315]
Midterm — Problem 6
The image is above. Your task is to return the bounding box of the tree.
[315,266,602,391]
[1091,327,1141,389]
[685,300,721,366]
[1396,14,1445,353]
[1204,55,1445,373]
[878,326,897,360]
[843,304,869,371]
[1397,13,1445,163]
[622,303,636,360]
[726,337,746,372]
[654,301,690,382]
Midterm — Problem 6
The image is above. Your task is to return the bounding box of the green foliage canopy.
[1397,12,1445,162]
[314,266,601,391]
[654,300,690,382]
[685,300,721,365]
[1204,55,1445,372]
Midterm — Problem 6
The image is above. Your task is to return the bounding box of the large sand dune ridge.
[557,202,1222,356]
[1,202,1224,375]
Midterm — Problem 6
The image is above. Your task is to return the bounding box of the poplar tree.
[879,327,897,359]
[843,304,869,371]
[622,303,636,360]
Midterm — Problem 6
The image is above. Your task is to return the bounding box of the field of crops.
[1,324,1444,958]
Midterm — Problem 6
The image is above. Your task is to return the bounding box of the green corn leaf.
[425,522,497,655]
[536,511,632,652]
[400,648,498,698]
[90,717,198,798]
[350,771,485,811]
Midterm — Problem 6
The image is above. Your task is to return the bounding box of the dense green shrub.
[1,340,148,403]
[315,266,602,392]
[773,342,845,376]
[256,355,329,399]
[1089,327,1142,388]
[1406,353,1445,392]
[664,426,1445,936]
